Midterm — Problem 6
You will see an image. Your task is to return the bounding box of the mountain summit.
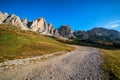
[0,12,72,38]
[0,11,120,45]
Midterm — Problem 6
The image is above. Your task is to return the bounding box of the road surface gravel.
[0,46,104,80]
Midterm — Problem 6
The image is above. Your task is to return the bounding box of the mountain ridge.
[0,11,120,45]
[0,11,72,38]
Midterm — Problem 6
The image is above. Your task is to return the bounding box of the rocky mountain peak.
[0,12,8,24]
[74,27,120,43]
[22,18,27,22]
[1,11,120,42]
[21,18,28,27]
[4,12,8,16]
[37,17,45,22]
[46,23,54,35]
[87,27,120,38]
[0,11,73,38]
[3,14,27,30]
[26,17,54,35]
[57,25,72,38]
[28,17,46,32]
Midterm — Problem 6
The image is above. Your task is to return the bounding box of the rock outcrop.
[1,11,120,41]
[27,18,54,35]
[54,29,60,36]
[0,12,55,35]
[28,18,46,32]
[21,18,28,27]
[0,11,73,38]
[0,12,8,24]
[43,23,54,35]
[3,14,27,30]
[55,26,72,38]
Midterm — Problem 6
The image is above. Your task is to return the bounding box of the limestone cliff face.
[0,11,72,38]
[53,29,61,37]
[54,26,72,38]
[0,12,55,35]
[21,18,28,27]
[3,14,27,30]
[28,18,46,32]
[0,12,8,24]
[43,23,54,35]
[1,11,120,41]
[27,18,54,35]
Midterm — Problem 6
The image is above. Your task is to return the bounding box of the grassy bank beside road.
[100,49,120,80]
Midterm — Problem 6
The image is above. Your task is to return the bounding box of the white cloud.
[110,24,120,28]
[103,20,120,29]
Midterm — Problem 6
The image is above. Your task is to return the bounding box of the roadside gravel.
[0,46,104,80]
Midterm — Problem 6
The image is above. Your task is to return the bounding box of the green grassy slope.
[100,49,120,80]
[0,23,74,62]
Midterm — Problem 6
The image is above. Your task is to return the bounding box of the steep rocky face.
[3,14,27,30]
[27,18,54,35]
[54,29,60,36]
[0,11,54,35]
[39,23,54,35]
[56,26,72,38]
[28,18,46,32]
[0,11,72,37]
[43,23,54,35]
[21,18,28,27]
[0,12,8,24]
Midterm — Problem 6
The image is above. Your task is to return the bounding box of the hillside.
[100,49,120,80]
[0,11,120,80]
[73,28,120,49]
[0,23,74,62]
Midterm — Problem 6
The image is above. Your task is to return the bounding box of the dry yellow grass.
[100,49,120,80]
[0,23,75,62]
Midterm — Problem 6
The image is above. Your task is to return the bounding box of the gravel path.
[0,46,104,80]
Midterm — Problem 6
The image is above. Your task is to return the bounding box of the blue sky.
[0,0,120,31]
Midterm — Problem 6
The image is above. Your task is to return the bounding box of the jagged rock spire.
[0,11,8,24]
[3,14,27,30]
[21,18,28,27]
[0,11,72,38]
[55,25,72,38]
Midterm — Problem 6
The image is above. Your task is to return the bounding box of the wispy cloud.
[103,20,120,29]
[110,24,120,28]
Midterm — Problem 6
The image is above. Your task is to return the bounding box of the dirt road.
[0,46,104,80]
